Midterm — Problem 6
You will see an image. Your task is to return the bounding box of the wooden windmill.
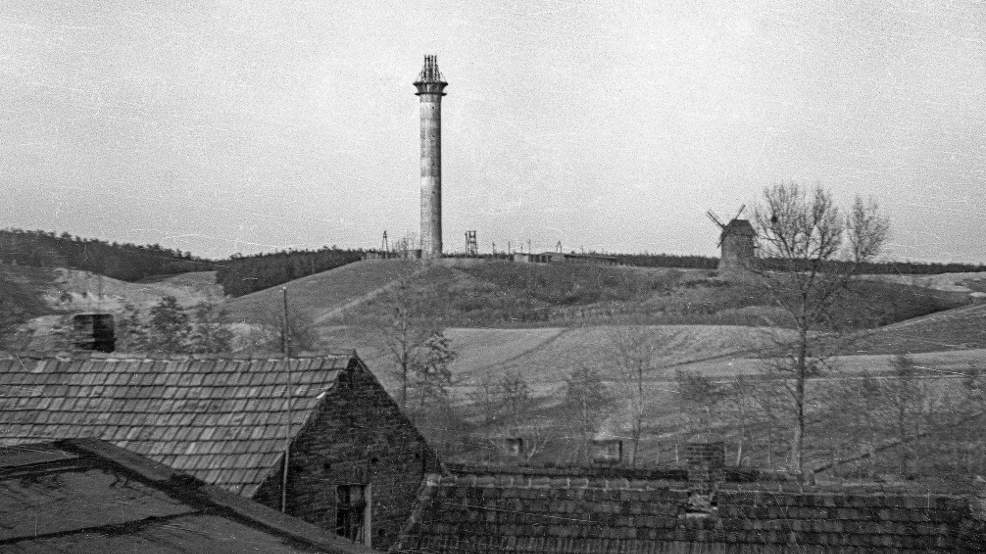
[706,205,756,272]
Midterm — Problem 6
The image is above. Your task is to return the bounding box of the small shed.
[71,312,115,352]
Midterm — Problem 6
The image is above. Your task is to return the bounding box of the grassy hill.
[297,260,984,481]
[0,265,53,331]
[860,271,986,295]
[223,259,420,324]
[330,261,964,329]
[844,303,986,354]
[5,257,984,483]
[43,268,221,312]
[0,263,224,351]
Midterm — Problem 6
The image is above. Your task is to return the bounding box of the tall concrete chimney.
[413,55,447,259]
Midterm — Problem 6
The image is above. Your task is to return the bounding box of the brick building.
[394,442,986,553]
[0,352,438,550]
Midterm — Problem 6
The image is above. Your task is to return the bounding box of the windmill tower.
[706,205,757,273]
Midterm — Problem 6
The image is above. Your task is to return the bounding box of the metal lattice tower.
[464,230,478,256]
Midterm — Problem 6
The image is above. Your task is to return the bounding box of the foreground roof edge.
[0,350,363,362]
[60,438,380,554]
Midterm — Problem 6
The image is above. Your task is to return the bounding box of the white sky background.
[1,1,983,262]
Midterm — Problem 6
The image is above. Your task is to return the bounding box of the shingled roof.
[395,472,986,553]
[721,218,756,237]
[0,352,356,496]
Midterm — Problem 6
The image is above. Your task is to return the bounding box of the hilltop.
[324,260,966,329]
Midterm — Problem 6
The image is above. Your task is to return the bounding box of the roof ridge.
[0,350,359,362]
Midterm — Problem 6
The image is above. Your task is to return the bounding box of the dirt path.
[313,264,430,324]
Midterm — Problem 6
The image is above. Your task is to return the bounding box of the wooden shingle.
[0,352,351,497]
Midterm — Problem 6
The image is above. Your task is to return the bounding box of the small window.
[336,484,370,545]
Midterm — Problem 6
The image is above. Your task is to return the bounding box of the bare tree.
[469,371,532,431]
[239,300,318,355]
[497,372,532,430]
[470,371,558,463]
[727,375,758,466]
[753,183,889,478]
[468,374,504,426]
[406,332,457,415]
[675,370,725,432]
[883,354,925,475]
[749,379,789,469]
[608,326,664,466]
[520,416,558,463]
[378,274,432,409]
[562,365,610,463]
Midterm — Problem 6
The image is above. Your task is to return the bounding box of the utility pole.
[281,286,292,513]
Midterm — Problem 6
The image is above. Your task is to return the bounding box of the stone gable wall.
[255,359,440,550]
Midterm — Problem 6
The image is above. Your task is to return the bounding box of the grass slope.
[0,265,53,325]
[845,303,986,354]
[46,268,222,311]
[333,260,963,329]
[223,259,419,323]
[445,325,792,384]
[0,264,222,315]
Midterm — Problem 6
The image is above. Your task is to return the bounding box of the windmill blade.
[732,204,746,221]
[706,210,725,228]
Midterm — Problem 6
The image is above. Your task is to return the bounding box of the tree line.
[615,253,718,269]
[0,228,214,281]
[0,228,364,296]
[755,257,986,275]
[615,251,985,274]
[215,247,364,297]
[3,225,981,301]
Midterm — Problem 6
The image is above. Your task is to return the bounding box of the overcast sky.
[1,1,983,262]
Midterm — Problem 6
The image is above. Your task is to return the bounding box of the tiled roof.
[396,473,981,553]
[723,218,756,235]
[0,352,353,496]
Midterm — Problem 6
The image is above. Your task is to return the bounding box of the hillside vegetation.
[0,228,214,280]
[216,247,363,297]
[335,261,964,329]
[0,265,53,332]
[223,259,419,323]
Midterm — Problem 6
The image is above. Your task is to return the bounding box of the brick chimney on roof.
[683,438,725,517]
[685,439,725,488]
